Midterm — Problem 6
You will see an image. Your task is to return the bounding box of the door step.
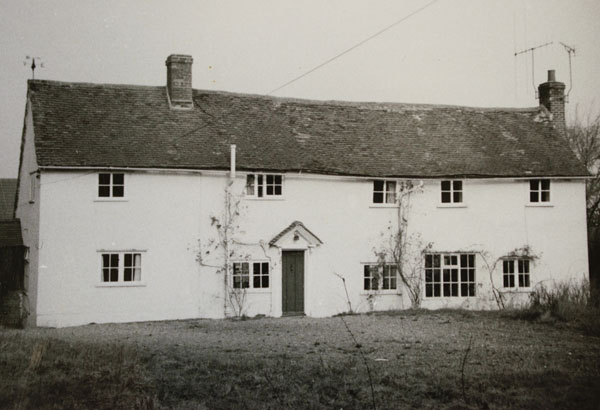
[282,312,306,317]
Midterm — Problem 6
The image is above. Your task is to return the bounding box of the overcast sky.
[1,0,599,177]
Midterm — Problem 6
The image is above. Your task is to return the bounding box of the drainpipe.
[224,144,236,316]
[230,144,236,180]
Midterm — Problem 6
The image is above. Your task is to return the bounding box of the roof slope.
[0,179,17,219]
[0,220,23,247]
[27,80,587,178]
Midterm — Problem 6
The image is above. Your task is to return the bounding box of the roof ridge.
[28,79,164,91]
[27,79,540,113]
[195,88,540,112]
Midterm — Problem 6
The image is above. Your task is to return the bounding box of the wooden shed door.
[282,251,304,314]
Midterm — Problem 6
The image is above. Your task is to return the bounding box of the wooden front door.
[282,251,304,314]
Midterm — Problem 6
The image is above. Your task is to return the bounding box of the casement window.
[373,180,397,204]
[441,180,463,203]
[425,254,476,297]
[502,259,530,289]
[246,174,283,198]
[363,264,397,291]
[529,179,550,203]
[232,261,270,289]
[98,173,124,198]
[100,252,142,283]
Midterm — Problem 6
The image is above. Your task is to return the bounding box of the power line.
[266,0,442,96]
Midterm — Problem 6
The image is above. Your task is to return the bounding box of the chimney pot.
[165,54,193,110]
[547,69,556,82]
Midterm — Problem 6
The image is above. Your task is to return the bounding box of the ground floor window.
[100,252,142,283]
[233,261,270,289]
[363,264,397,291]
[425,253,475,297]
[502,259,530,289]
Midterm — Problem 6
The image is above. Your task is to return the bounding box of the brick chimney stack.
[538,69,566,136]
[166,54,193,110]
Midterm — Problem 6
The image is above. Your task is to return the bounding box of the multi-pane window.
[503,259,530,289]
[530,179,550,203]
[246,174,283,198]
[460,254,476,296]
[425,254,441,297]
[233,262,270,289]
[373,180,397,204]
[124,253,142,282]
[102,254,119,282]
[252,262,269,288]
[363,264,397,291]
[441,180,463,203]
[98,173,124,198]
[442,255,459,296]
[101,252,142,283]
[425,253,475,297]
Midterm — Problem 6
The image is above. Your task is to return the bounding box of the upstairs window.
[502,259,530,289]
[425,253,475,297]
[101,252,142,283]
[233,261,270,289]
[529,179,550,203]
[98,173,124,198]
[363,264,397,291]
[373,180,397,204]
[246,174,283,198]
[441,180,462,203]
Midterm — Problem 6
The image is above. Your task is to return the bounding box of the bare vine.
[333,272,353,313]
[473,245,539,309]
[197,180,254,317]
[373,181,428,308]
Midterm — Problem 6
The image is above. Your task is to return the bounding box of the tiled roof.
[0,179,17,219]
[27,80,588,178]
[0,220,23,247]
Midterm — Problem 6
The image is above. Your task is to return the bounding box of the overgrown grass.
[0,335,155,410]
[1,310,599,409]
[506,279,600,335]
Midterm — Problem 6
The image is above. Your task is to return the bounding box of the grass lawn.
[1,310,599,409]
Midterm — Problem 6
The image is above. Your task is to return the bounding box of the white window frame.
[372,180,398,206]
[97,172,126,199]
[440,180,463,205]
[502,258,531,290]
[362,263,398,293]
[245,173,284,199]
[529,179,551,204]
[425,253,476,298]
[232,261,270,290]
[97,251,145,287]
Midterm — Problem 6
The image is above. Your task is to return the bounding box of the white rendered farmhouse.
[15,55,588,327]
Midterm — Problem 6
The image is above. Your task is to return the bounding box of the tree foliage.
[566,107,600,225]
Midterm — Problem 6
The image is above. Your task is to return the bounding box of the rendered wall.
[33,169,588,327]
[14,100,41,327]
[35,171,212,327]
[200,173,589,317]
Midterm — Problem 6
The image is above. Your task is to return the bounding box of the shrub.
[525,279,600,335]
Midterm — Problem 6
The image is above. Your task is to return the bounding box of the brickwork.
[166,54,193,109]
[538,70,566,137]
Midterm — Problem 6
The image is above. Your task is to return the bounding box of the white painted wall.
[35,171,210,327]
[29,167,588,327]
[14,100,41,327]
